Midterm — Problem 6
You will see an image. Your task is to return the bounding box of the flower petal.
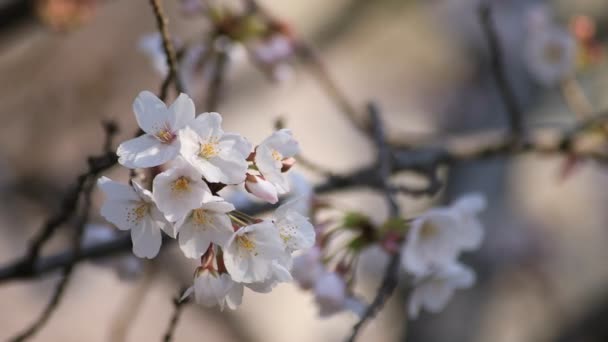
[117,135,179,168]
[130,218,162,259]
[169,93,195,129]
[133,91,170,135]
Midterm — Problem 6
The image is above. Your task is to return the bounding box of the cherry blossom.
[273,197,315,252]
[152,157,209,223]
[97,176,171,259]
[222,220,288,283]
[408,263,475,319]
[291,247,324,289]
[182,268,243,310]
[176,195,235,259]
[117,91,195,168]
[400,194,486,277]
[254,129,300,194]
[180,112,252,184]
[313,272,365,318]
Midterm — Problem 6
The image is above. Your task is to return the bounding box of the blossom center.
[237,234,256,253]
[272,149,283,161]
[192,209,211,226]
[199,141,219,159]
[127,203,149,223]
[420,221,439,239]
[156,128,176,144]
[171,176,190,193]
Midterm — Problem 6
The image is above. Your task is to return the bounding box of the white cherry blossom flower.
[245,257,293,293]
[182,269,243,310]
[176,195,235,259]
[255,129,300,194]
[98,176,171,259]
[401,193,486,277]
[244,173,278,204]
[524,6,575,86]
[291,247,324,289]
[286,171,313,216]
[313,272,365,318]
[117,91,195,168]
[222,220,287,283]
[152,157,209,222]
[180,112,252,184]
[273,197,315,252]
[408,263,475,319]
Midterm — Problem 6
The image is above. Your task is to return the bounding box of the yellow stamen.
[171,176,190,193]
[237,234,256,252]
[127,203,149,223]
[199,141,219,159]
[420,221,438,239]
[192,209,210,226]
[272,149,283,161]
[156,129,175,144]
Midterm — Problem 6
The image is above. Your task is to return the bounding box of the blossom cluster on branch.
[98,91,313,309]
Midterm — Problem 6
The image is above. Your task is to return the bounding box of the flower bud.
[245,174,278,204]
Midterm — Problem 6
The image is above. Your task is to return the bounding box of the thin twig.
[149,0,184,100]
[10,176,96,342]
[347,103,401,342]
[163,289,190,342]
[205,41,230,112]
[478,1,524,137]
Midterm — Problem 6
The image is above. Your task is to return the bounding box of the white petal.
[178,221,212,259]
[133,91,170,135]
[169,93,195,129]
[200,196,236,213]
[245,176,278,204]
[130,218,162,259]
[100,200,145,231]
[117,135,179,168]
[97,176,139,201]
[189,112,223,140]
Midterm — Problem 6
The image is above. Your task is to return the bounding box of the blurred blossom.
[524,5,575,86]
[182,268,243,310]
[401,193,486,277]
[408,263,475,319]
[291,247,324,289]
[313,272,364,318]
[138,34,207,93]
[35,0,97,31]
[247,34,296,82]
[81,224,144,281]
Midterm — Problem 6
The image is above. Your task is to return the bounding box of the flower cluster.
[401,194,485,318]
[98,91,314,309]
[290,194,485,319]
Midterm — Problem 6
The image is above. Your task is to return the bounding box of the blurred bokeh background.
[1,0,608,341]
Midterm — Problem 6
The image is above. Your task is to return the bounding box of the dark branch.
[149,0,184,100]
[478,1,524,136]
[162,289,190,342]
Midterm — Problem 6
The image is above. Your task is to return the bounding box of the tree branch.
[478,1,524,136]
[149,0,184,100]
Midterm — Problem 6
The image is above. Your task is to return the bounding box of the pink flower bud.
[245,174,279,204]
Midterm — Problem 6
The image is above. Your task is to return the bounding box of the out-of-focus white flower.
[82,224,144,281]
[222,220,287,283]
[291,247,323,289]
[180,112,252,184]
[255,129,300,194]
[524,6,576,86]
[138,33,170,76]
[286,172,313,216]
[273,197,315,252]
[248,34,295,82]
[182,269,243,310]
[245,257,293,293]
[401,193,486,277]
[244,173,278,204]
[97,177,171,259]
[117,91,194,168]
[408,263,475,319]
[313,272,365,317]
[176,195,235,259]
[152,157,210,223]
